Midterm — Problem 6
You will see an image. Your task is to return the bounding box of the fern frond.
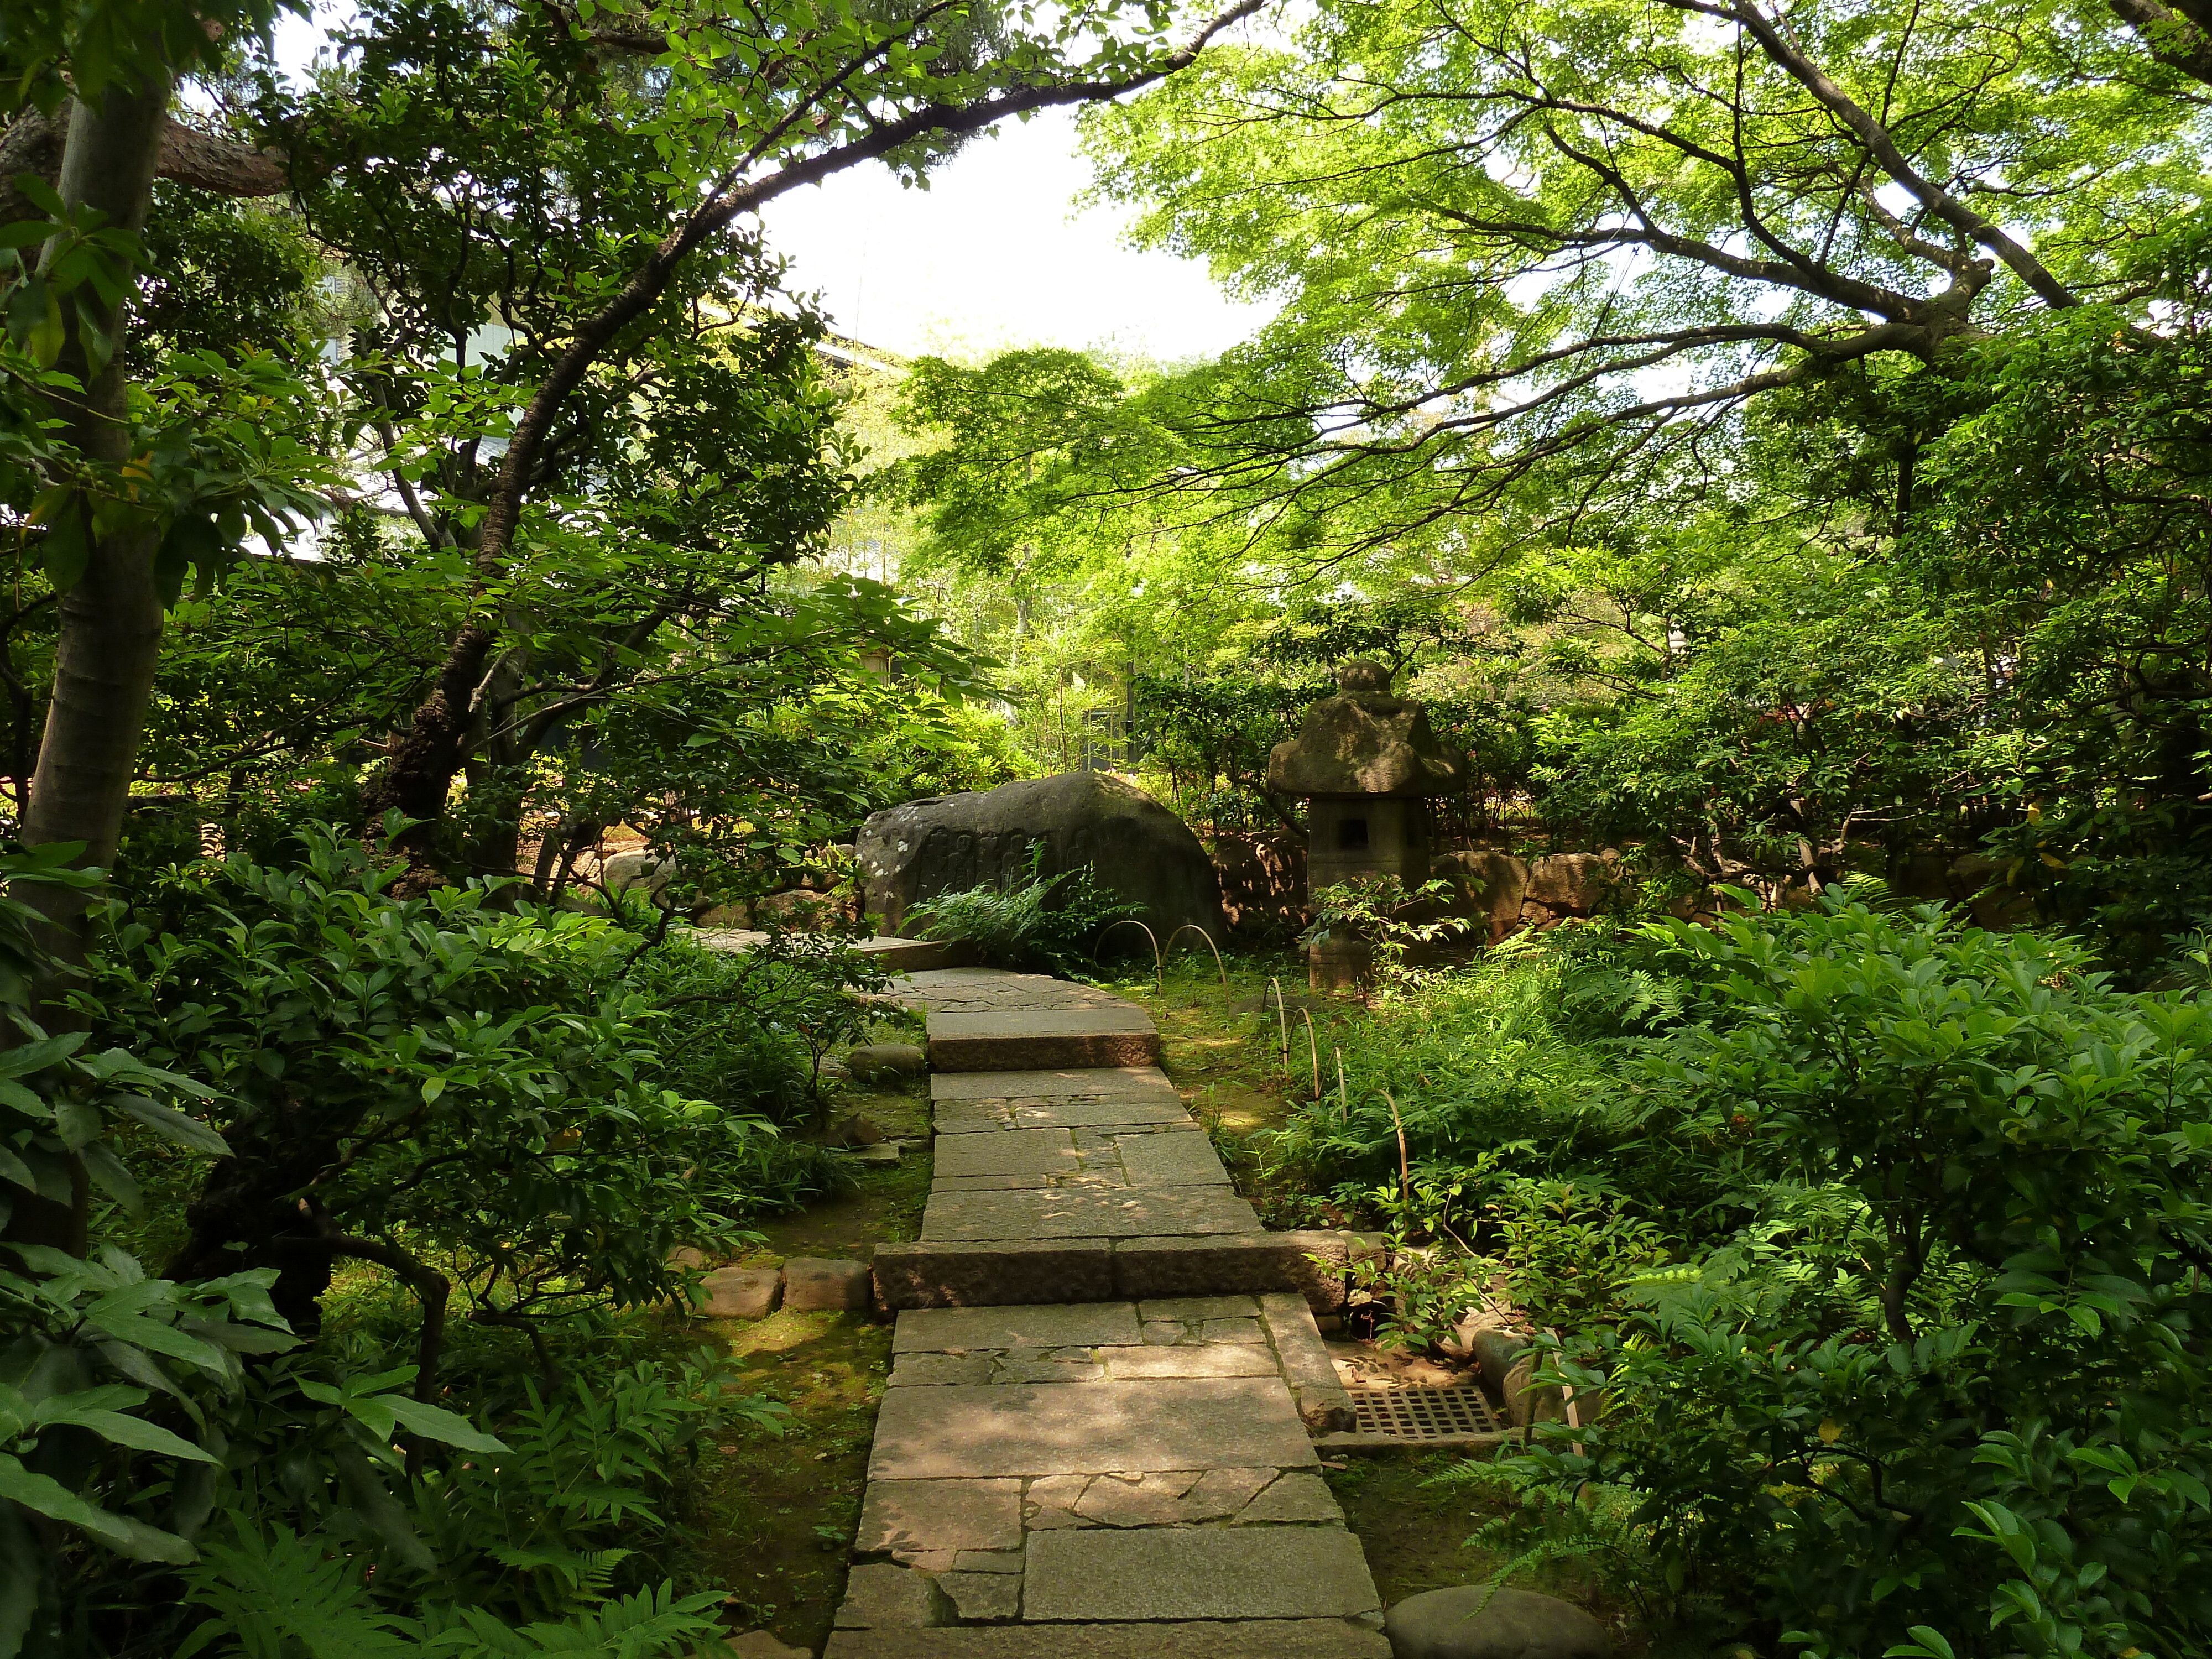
[176,1519,421,1659]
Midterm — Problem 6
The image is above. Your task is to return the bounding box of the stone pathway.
[830,969,1389,1656]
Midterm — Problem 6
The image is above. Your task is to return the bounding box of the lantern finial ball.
[1337,658,1391,695]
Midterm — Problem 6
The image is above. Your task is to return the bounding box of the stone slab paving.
[889,968,1164,1071]
[839,970,1383,1653]
[921,1185,1261,1241]
[844,1296,1376,1645]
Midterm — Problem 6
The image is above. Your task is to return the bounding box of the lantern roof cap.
[1266,660,1461,799]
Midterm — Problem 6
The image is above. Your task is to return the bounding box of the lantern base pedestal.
[1307,937,1372,992]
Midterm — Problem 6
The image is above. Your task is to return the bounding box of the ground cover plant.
[1286,904,2212,1656]
[0,821,885,1653]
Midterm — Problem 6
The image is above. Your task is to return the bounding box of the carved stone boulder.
[855,771,1224,946]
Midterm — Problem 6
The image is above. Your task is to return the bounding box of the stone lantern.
[1267,659,1462,985]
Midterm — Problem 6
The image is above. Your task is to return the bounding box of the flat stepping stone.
[1024,1526,1380,1621]
[929,1124,1229,1193]
[935,1095,1196,1135]
[927,1007,1160,1072]
[932,1128,1086,1182]
[823,1621,1391,1657]
[931,1066,1183,1102]
[868,1375,1317,1480]
[893,1303,1144,1352]
[889,969,1131,1013]
[921,1186,1260,1241]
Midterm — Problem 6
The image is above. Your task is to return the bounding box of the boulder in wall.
[855,771,1225,945]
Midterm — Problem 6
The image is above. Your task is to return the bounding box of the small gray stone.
[1085,1464,1277,1524]
[721,1632,811,1659]
[953,1550,1025,1573]
[1071,1469,1228,1526]
[1202,1317,1267,1344]
[827,1109,886,1147]
[1100,1345,1279,1380]
[784,1256,872,1312]
[993,1353,1105,1384]
[697,1267,780,1319]
[833,1563,953,1629]
[1383,1586,1610,1659]
[847,1042,927,1082]
[1141,1321,1185,1345]
[937,1571,1022,1621]
[1022,1473,1093,1529]
[1138,1296,1260,1322]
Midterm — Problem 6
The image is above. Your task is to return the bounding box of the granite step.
[823,1620,1391,1657]
[925,1006,1160,1071]
[886,968,1164,1071]
[833,1299,1375,1641]
[836,969,1387,1647]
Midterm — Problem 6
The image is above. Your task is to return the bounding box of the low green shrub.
[1,835,806,1659]
[1297,901,2212,1654]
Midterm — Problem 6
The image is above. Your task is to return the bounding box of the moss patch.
[674,1308,893,1653]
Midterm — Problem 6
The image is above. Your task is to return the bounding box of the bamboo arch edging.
[1260,975,1290,1079]
[1094,917,1163,990]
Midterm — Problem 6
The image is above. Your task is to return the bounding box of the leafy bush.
[1,832,813,1659]
[82,829,778,1362]
[633,927,888,1126]
[1318,902,2212,1654]
[1527,899,2212,1656]
[906,846,1140,974]
[1300,874,1470,993]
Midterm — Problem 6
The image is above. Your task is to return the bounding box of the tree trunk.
[21,78,174,901]
[6,75,174,1257]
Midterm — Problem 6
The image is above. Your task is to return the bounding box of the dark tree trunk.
[8,75,174,1256]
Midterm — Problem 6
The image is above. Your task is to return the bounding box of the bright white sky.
[270,7,1268,367]
[755,108,1272,366]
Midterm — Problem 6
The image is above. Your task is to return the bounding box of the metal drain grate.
[1346,1383,1500,1440]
